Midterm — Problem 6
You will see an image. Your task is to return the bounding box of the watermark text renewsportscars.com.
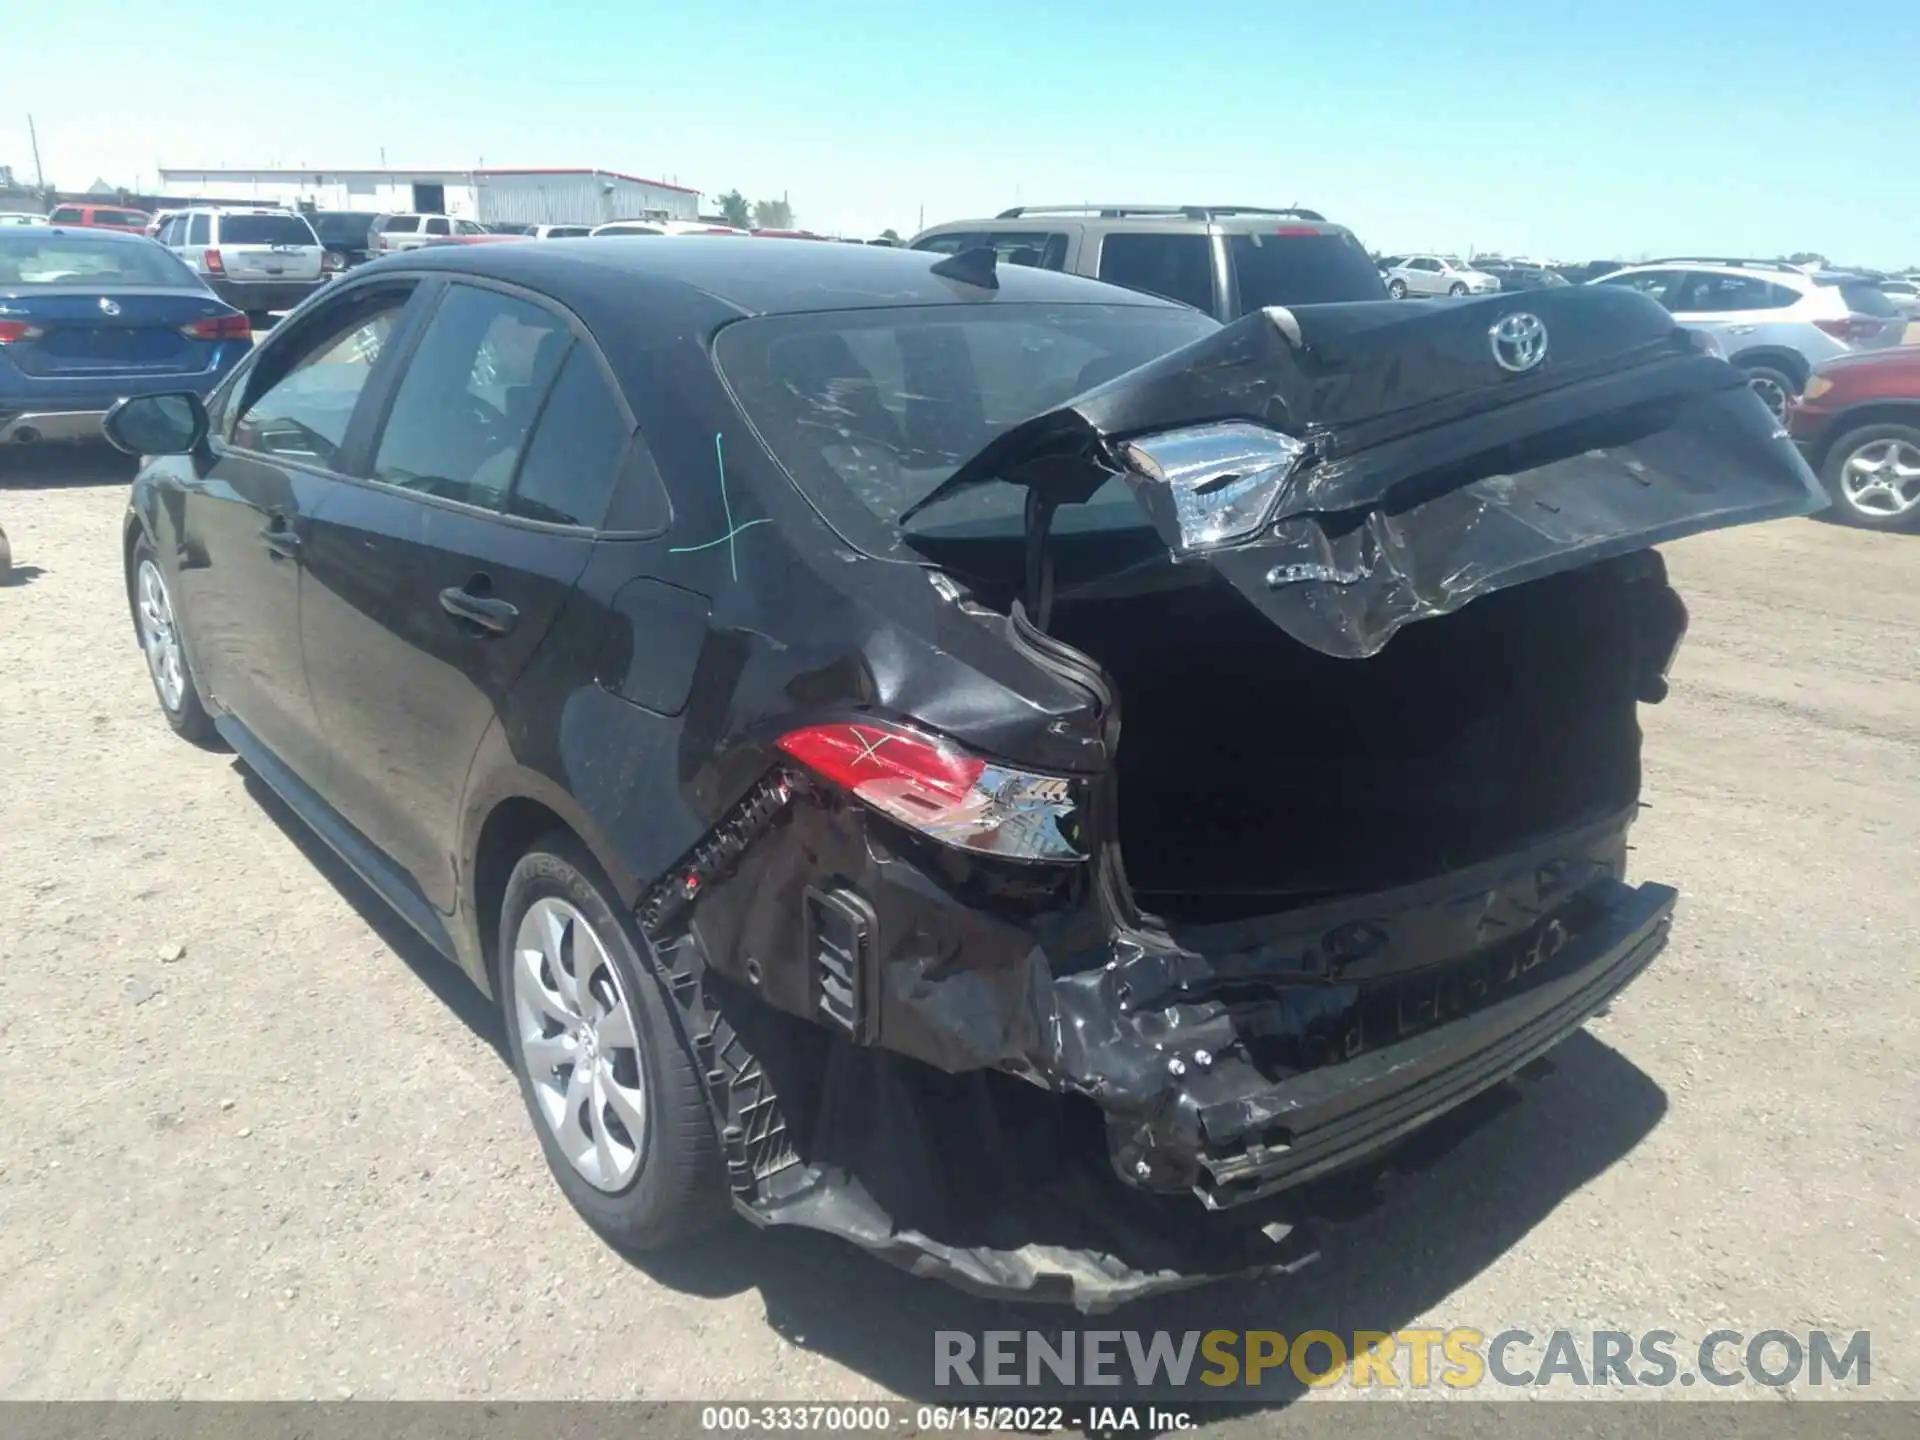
[933,1328,1872,1391]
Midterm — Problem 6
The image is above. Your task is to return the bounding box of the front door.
[171,279,421,788]
[298,280,620,912]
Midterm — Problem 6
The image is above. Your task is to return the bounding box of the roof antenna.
[929,245,999,290]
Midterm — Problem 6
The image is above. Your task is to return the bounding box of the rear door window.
[507,347,631,527]
[424,217,451,237]
[1672,273,1796,312]
[231,286,415,464]
[370,283,572,510]
[380,216,419,234]
[187,214,210,245]
[1228,231,1388,306]
[915,230,1069,269]
[1097,233,1216,313]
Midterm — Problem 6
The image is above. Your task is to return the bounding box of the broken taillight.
[776,720,1086,862]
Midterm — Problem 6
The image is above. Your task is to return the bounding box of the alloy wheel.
[1838,437,1920,520]
[511,897,649,1192]
[136,559,186,711]
[1747,373,1791,421]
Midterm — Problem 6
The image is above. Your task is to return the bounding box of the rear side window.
[1838,282,1899,318]
[1228,231,1388,306]
[372,284,572,509]
[187,214,210,245]
[508,347,630,527]
[48,206,84,224]
[379,216,418,234]
[218,214,316,246]
[1097,234,1216,313]
[552,227,590,238]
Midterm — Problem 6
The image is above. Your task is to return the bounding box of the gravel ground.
[1,447,1915,1418]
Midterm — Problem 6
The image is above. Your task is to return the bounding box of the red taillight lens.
[1813,317,1884,341]
[202,248,225,274]
[776,720,1085,862]
[0,319,44,344]
[180,313,252,341]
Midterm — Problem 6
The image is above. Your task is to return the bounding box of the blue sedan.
[1,226,251,447]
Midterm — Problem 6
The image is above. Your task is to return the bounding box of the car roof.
[11,224,157,246]
[382,235,1187,319]
[915,205,1351,237]
[1607,260,1813,287]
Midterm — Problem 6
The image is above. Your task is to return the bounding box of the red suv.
[1789,348,1920,532]
[44,203,154,234]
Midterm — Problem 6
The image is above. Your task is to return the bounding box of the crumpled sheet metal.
[1202,382,1826,658]
[918,288,1826,659]
[741,1163,1321,1314]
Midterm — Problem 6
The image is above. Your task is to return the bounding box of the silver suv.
[372,213,491,255]
[909,204,1387,319]
[155,207,326,320]
[1589,259,1905,418]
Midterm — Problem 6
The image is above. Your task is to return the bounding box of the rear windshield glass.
[1228,232,1389,307]
[311,213,376,242]
[714,302,1219,546]
[1837,281,1899,318]
[0,233,199,286]
[219,214,316,245]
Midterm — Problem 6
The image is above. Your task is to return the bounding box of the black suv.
[910,203,1388,318]
[108,238,1820,1307]
[307,210,384,271]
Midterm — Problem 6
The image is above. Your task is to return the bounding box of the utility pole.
[28,112,46,189]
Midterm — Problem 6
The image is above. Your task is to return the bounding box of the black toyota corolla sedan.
[109,237,1823,1308]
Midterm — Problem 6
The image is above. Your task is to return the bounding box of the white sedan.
[1385,255,1502,298]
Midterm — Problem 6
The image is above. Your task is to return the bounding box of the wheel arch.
[1800,402,1920,471]
[459,748,644,1001]
[1727,346,1812,389]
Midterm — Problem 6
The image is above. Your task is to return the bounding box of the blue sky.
[8,0,1917,266]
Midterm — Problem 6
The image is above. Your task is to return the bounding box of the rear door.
[214,212,323,283]
[170,278,424,787]
[297,278,611,911]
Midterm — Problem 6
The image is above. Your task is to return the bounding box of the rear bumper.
[208,277,325,312]
[0,410,106,443]
[1186,877,1674,1206]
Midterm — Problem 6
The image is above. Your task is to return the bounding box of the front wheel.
[500,834,726,1251]
[130,539,216,743]
[1387,278,1407,299]
[1819,424,1920,532]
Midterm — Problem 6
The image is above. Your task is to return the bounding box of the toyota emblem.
[1489,312,1548,373]
[97,296,121,316]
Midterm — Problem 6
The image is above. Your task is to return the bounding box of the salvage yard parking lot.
[0,447,1916,1410]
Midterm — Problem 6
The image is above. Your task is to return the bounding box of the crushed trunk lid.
[904,287,1826,657]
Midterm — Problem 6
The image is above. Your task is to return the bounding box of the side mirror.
[103,392,208,457]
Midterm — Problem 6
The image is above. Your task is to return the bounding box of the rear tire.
[499,833,726,1252]
[1740,364,1798,422]
[1818,423,1920,532]
[1387,278,1407,299]
[1448,282,1468,297]
[130,537,216,743]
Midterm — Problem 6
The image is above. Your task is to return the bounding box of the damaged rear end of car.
[637,281,1823,1310]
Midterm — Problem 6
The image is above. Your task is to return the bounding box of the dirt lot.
[1,447,1915,1414]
